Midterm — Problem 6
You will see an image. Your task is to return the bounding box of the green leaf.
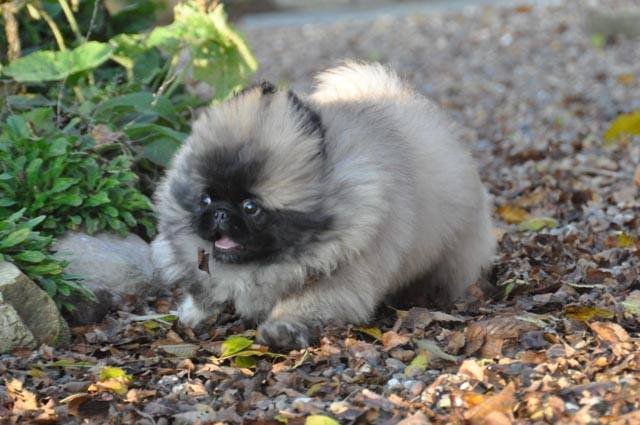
[517,217,558,232]
[404,353,429,377]
[49,177,80,194]
[85,192,110,207]
[305,415,340,425]
[53,193,83,207]
[604,110,640,143]
[99,366,132,382]
[234,356,257,368]
[141,138,181,167]
[13,250,47,263]
[25,262,63,275]
[3,42,114,83]
[353,326,383,341]
[415,339,459,363]
[564,306,614,321]
[221,335,254,358]
[0,228,31,248]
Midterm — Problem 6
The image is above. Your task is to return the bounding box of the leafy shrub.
[0,209,94,312]
[0,0,257,308]
[0,108,155,236]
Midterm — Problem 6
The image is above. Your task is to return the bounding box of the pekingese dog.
[151,62,495,351]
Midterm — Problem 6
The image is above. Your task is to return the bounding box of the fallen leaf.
[464,382,516,424]
[497,205,529,224]
[381,331,410,350]
[604,110,640,142]
[220,335,254,358]
[6,378,40,413]
[396,411,431,425]
[305,415,340,425]
[125,389,157,403]
[416,339,459,362]
[589,321,633,356]
[405,353,429,377]
[635,165,640,188]
[159,343,199,358]
[617,73,636,86]
[88,379,129,396]
[459,359,486,382]
[353,326,383,341]
[565,305,614,321]
[616,232,637,248]
[518,216,558,232]
[621,291,640,316]
[99,367,132,382]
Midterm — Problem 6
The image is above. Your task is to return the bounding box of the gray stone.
[0,261,70,352]
[52,232,155,324]
[0,301,36,352]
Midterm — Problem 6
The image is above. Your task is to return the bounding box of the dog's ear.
[235,81,277,97]
[286,90,325,140]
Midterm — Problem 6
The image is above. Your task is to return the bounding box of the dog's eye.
[242,199,260,215]
[200,194,212,207]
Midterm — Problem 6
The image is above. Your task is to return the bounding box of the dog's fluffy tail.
[311,61,411,103]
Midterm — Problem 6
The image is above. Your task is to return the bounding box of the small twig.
[84,0,100,41]
[1,2,22,61]
[56,78,68,127]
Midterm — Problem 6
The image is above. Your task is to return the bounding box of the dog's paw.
[176,294,209,328]
[257,319,316,352]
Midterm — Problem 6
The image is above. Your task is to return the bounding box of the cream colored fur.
[151,62,495,345]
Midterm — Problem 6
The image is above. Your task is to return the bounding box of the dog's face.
[161,83,333,265]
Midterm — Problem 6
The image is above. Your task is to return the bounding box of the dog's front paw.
[257,319,317,352]
[177,294,209,328]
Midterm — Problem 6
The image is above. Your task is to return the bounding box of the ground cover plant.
[0,0,256,308]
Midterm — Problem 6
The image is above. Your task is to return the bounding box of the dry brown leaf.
[381,331,410,351]
[617,73,636,86]
[483,411,513,425]
[6,378,40,414]
[589,321,633,356]
[464,382,517,424]
[497,205,529,224]
[125,389,157,403]
[458,359,486,381]
[634,164,640,188]
[396,411,430,425]
[447,330,466,354]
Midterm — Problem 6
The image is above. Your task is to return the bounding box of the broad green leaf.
[85,192,110,207]
[25,261,63,275]
[0,228,31,248]
[221,335,254,358]
[49,178,80,194]
[621,296,640,316]
[13,250,46,263]
[234,356,257,368]
[3,42,114,82]
[518,217,558,232]
[141,138,181,167]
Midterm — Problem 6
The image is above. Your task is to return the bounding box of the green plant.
[0,208,94,311]
[0,108,155,237]
[0,0,257,308]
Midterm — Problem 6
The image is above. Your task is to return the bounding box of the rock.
[0,261,70,352]
[52,232,156,324]
[0,301,36,352]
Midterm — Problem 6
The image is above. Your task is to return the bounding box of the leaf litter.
[2,1,640,423]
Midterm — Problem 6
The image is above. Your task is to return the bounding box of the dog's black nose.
[213,208,229,223]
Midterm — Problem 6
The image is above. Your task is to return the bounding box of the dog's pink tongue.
[215,236,240,250]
